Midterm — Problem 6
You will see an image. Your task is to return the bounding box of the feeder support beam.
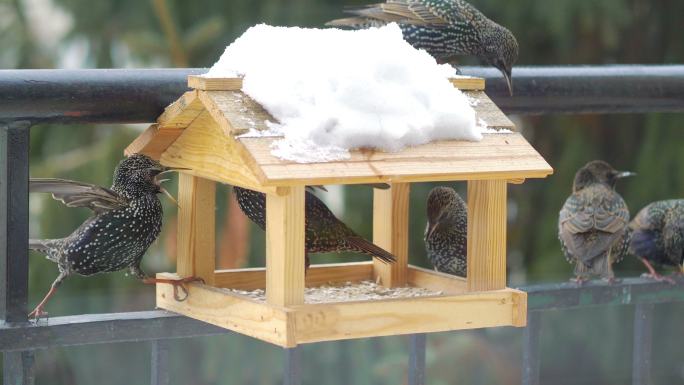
[467,180,507,291]
[177,174,216,285]
[266,186,306,306]
[373,183,410,287]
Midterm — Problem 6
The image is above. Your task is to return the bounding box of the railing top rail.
[1,65,683,124]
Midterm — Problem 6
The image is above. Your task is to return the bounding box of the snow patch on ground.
[206,24,483,163]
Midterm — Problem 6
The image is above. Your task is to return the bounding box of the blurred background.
[2,0,683,384]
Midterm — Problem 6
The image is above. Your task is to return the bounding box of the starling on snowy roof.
[27,154,194,318]
[327,0,518,94]
[629,199,684,283]
[233,186,396,267]
[424,186,468,276]
[558,160,634,284]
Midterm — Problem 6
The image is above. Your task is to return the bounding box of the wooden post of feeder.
[466,179,507,291]
[372,183,410,287]
[177,173,216,285]
[266,186,306,306]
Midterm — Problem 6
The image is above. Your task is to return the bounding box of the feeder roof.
[126,76,552,190]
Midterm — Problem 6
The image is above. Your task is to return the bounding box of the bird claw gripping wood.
[143,277,205,301]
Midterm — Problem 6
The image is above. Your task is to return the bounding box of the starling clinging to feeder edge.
[28,154,196,319]
[327,0,519,94]
[629,199,684,284]
[233,186,396,266]
[424,186,467,276]
[558,160,634,284]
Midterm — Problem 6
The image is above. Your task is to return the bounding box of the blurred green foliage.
[2,0,683,383]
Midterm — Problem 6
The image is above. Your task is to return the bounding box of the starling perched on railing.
[28,154,195,319]
[327,0,519,94]
[558,160,635,284]
[629,199,684,284]
[233,186,396,266]
[424,186,467,276]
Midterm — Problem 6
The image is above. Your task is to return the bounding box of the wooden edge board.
[157,90,202,127]
[291,288,526,344]
[157,272,526,347]
[189,75,484,91]
[407,265,467,295]
[156,272,296,347]
[213,261,374,290]
[124,124,184,160]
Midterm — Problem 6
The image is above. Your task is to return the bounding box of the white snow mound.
[206,23,483,163]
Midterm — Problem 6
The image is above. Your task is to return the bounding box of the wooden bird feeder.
[125,75,553,348]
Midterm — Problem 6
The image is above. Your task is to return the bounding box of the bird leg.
[142,277,205,301]
[29,271,68,320]
[639,258,676,285]
[571,276,589,286]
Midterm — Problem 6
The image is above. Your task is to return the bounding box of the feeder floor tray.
[156,262,526,347]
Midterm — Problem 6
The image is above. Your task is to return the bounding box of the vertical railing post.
[632,303,654,385]
[151,339,171,385]
[522,311,542,385]
[283,347,302,385]
[1,121,33,385]
[408,334,427,385]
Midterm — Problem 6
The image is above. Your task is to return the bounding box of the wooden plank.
[372,183,410,287]
[292,288,526,344]
[124,124,184,160]
[155,273,293,347]
[266,186,306,306]
[176,174,216,285]
[199,91,275,136]
[239,133,553,186]
[159,110,275,194]
[213,261,374,290]
[407,265,467,295]
[157,90,204,128]
[468,90,514,129]
[467,180,507,291]
[189,75,485,92]
[449,77,486,90]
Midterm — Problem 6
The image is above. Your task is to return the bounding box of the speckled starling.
[327,0,519,94]
[424,186,467,276]
[629,199,684,283]
[28,154,194,319]
[558,160,635,284]
[233,186,396,266]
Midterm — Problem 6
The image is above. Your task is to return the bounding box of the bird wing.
[559,187,629,264]
[30,178,128,214]
[335,1,451,27]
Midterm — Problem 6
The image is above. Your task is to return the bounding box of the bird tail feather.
[29,239,61,262]
[346,237,396,264]
[574,255,612,279]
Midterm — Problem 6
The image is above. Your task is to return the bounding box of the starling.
[558,160,635,284]
[232,186,396,266]
[28,154,194,319]
[424,186,467,276]
[629,199,684,284]
[326,0,519,94]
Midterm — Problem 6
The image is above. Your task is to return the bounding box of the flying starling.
[232,186,396,266]
[326,0,519,94]
[558,160,634,284]
[28,154,194,319]
[629,199,684,284]
[424,186,467,276]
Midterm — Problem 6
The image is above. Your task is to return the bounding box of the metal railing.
[1,65,684,385]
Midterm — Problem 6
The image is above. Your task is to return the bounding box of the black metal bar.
[523,276,684,311]
[0,121,30,323]
[522,311,542,385]
[1,66,683,124]
[151,339,170,385]
[0,310,228,352]
[3,351,35,385]
[408,334,427,385]
[632,304,654,385]
[283,347,302,385]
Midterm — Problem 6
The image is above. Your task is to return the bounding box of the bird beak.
[615,171,636,179]
[425,221,438,240]
[503,69,513,96]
